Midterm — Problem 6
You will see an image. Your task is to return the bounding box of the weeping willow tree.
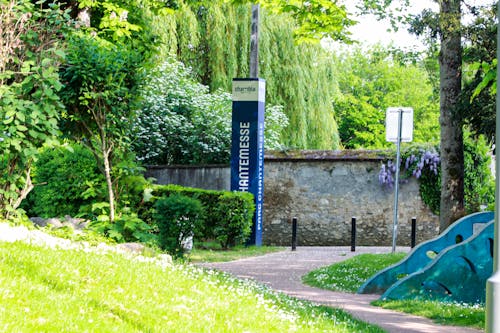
[150,1,340,149]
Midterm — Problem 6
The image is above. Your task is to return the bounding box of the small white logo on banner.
[232,80,265,102]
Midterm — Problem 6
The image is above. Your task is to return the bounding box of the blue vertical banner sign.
[231,78,265,246]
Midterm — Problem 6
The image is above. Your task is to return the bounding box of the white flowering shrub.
[132,59,288,165]
[265,104,289,150]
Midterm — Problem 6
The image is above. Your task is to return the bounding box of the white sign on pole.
[386,107,413,142]
[386,107,413,253]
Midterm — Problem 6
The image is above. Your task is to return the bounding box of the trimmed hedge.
[140,184,255,248]
[154,194,204,257]
[212,192,254,249]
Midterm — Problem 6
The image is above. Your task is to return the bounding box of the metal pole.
[485,5,500,331]
[411,217,416,248]
[291,217,297,251]
[392,109,403,253]
[250,4,260,78]
[351,217,356,252]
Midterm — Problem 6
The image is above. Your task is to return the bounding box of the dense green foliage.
[59,33,145,221]
[459,4,496,141]
[402,145,441,214]
[0,240,384,332]
[236,0,356,43]
[0,1,69,218]
[19,139,257,254]
[24,144,104,218]
[132,59,232,165]
[154,194,204,257]
[23,141,150,216]
[56,0,165,222]
[463,132,495,213]
[333,45,440,149]
[156,2,341,149]
[92,211,156,244]
[423,135,494,214]
[303,253,406,293]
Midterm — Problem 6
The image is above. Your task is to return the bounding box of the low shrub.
[153,194,204,257]
[140,184,255,248]
[212,192,255,249]
[89,208,156,245]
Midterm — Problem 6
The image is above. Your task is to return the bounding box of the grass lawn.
[0,241,384,332]
[302,252,485,329]
[372,299,485,330]
[302,253,406,293]
[188,241,285,263]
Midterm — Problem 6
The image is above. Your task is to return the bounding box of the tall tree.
[459,4,497,140]
[59,0,156,222]
[438,0,465,230]
[233,0,355,43]
[60,34,143,222]
[361,0,475,230]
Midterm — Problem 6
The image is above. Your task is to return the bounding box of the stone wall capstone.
[145,150,440,246]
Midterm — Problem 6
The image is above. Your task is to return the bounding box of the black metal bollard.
[351,217,356,252]
[411,217,417,248]
[291,217,298,251]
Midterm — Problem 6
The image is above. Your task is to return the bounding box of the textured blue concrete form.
[358,211,494,295]
[381,220,494,303]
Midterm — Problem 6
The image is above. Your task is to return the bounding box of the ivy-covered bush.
[131,58,288,165]
[212,192,255,249]
[24,144,105,218]
[153,194,204,257]
[379,135,494,215]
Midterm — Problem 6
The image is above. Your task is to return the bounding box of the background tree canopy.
[152,1,341,149]
[1,0,497,226]
[333,45,440,149]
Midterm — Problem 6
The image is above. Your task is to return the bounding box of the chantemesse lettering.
[238,122,250,191]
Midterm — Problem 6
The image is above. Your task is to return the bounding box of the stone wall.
[146,165,230,191]
[146,150,440,246]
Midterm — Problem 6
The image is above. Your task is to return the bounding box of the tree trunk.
[103,148,115,223]
[439,0,465,231]
[11,168,34,212]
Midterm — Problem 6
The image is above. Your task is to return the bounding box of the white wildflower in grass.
[0,226,386,333]
[303,253,407,293]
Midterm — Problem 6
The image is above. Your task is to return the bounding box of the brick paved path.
[199,246,484,333]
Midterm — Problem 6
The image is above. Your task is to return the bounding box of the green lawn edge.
[302,252,485,329]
